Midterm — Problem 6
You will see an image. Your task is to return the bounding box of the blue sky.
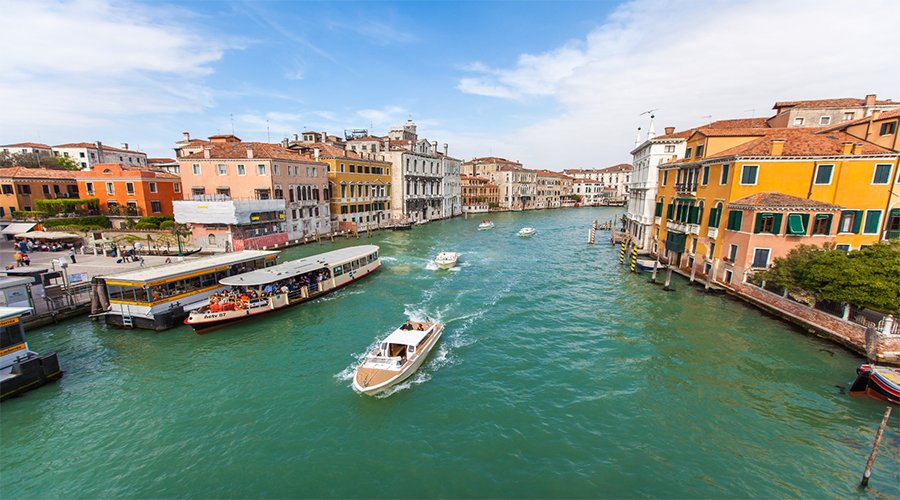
[2,0,899,168]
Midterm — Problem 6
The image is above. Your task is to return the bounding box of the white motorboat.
[434,252,459,270]
[518,227,536,237]
[477,220,495,230]
[353,321,444,396]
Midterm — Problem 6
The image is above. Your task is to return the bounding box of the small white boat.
[353,321,444,396]
[434,252,459,270]
[518,227,536,237]
[477,220,494,230]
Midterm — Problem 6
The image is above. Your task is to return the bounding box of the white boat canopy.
[383,328,430,346]
[14,230,81,241]
[219,245,379,286]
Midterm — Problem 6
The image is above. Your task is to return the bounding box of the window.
[835,244,850,253]
[174,183,181,193]
[754,213,781,234]
[812,214,832,235]
[125,182,135,194]
[236,164,246,176]
[724,269,733,284]
[149,182,157,193]
[726,210,743,231]
[42,185,50,195]
[728,244,738,262]
[0,185,11,194]
[0,207,4,217]
[191,187,205,196]
[257,165,266,176]
[16,185,31,195]
[662,171,668,186]
[819,116,831,125]
[664,145,675,153]
[839,210,862,233]
[843,112,855,121]
[872,164,892,184]
[786,213,809,235]
[880,121,897,135]
[863,210,882,234]
[79,152,85,158]
[720,164,730,185]
[216,164,226,176]
[192,164,200,175]
[702,166,710,185]
[695,145,704,158]
[814,164,834,184]
[151,201,162,213]
[106,182,114,194]
[793,117,805,126]
[273,165,280,175]
[740,165,758,185]
[751,248,771,269]
[684,147,692,159]
[654,199,663,217]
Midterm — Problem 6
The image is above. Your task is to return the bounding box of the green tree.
[53,156,82,170]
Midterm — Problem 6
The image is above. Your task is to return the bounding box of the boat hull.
[353,325,443,396]
[435,261,456,270]
[850,365,900,405]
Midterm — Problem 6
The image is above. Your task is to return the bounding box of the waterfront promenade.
[2,208,898,498]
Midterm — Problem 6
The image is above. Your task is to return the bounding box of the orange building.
[0,167,80,220]
[76,164,182,218]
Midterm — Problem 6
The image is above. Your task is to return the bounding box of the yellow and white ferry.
[185,245,381,333]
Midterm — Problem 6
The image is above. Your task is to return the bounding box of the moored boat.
[434,252,459,270]
[477,220,494,230]
[185,245,381,333]
[0,307,63,401]
[353,320,444,396]
[635,258,665,271]
[850,364,900,404]
[518,227,536,237]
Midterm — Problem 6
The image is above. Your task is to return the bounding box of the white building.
[626,126,690,251]
[563,163,632,199]
[572,179,605,206]
[441,151,462,218]
[53,142,148,170]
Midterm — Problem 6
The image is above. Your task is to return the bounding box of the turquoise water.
[2,208,897,498]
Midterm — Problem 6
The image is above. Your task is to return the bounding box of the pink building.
[177,135,331,239]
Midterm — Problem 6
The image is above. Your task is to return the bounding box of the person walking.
[69,248,77,264]
[14,251,23,267]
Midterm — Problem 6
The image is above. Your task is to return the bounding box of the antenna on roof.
[266,119,271,143]
[702,114,713,124]
[230,113,235,135]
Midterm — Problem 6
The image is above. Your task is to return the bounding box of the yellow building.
[291,143,392,231]
[652,126,899,286]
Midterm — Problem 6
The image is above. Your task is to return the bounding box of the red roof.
[728,192,842,211]
[773,97,899,110]
[180,142,324,163]
[77,164,180,180]
[687,128,897,159]
[0,167,78,180]
[597,163,632,173]
[148,158,177,164]
[53,143,144,154]
[1,142,51,149]
[819,108,900,132]
[704,118,771,129]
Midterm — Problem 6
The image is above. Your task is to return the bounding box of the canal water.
[2,208,897,498]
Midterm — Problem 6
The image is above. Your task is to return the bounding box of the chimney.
[443,143,448,156]
[769,138,785,156]
[871,110,883,120]
[852,143,862,155]
[96,141,103,152]
[864,94,876,107]
[247,147,254,159]
[431,141,438,154]
[314,148,320,161]
[203,145,211,159]
[664,126,675,135]
[182,132,191,141]
[840,142,853,155]
[292,133,299,142]
[121,143,129,150]
[634,127,642,147]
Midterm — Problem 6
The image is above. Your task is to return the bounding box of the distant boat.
[518,227,536,237]
[393,222,413,231]
[353,320,444,396]
[635,258,665,271]
[477,220,494,231]
[434,252,459,270]
[850,364,900,404]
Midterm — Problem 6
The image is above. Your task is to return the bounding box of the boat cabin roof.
[220,245,379,286]
[383,323,433,346]
[0,306,32,321]
[100,250,278,285]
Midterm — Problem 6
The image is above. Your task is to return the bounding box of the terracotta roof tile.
[712,128,895,157]
[180,142,324,163]
[728,192,842,211]
[773,97,899,110]
[1,142,52,149]
[0,167,78,180]
[819,108,900,132]
[705,118,771,129]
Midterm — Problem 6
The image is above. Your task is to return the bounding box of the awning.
[1,222,36,235]
[15,230,82,241]
[665,231,687,254]
[786,213,807,235]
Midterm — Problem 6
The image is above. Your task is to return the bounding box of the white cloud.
[457,0,900,167]
[0,0,231,136]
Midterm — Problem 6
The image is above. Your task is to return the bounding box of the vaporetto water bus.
[95,250,279,330]
[185,245,381,333]
[1,306,62,401]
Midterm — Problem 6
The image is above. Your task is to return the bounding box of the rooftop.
[0,167,78,180]
[728,192,842,211]
[1,142,52,149]
[101,250,279,284]
[78,164,181,179]
[773,97,899,110]
[220,245,378,286]
[53,143,144,154]
[180,142,323,163]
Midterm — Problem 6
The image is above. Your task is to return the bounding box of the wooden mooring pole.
[663,251,674,291]
[860,406,892,488]
[650,260,658,283]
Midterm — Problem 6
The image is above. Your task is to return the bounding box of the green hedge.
[159,220,175,230]
[134,222,158,230]
[34,197,100,215]
[43,215,111,229]
[137,216,174,228]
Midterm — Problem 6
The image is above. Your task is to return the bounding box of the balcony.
[687,223,700,236]
[707,227,719,239]
[106,205,143,217]
[675,182,697,195]
[654,216,662,226]
[667,220,687,233]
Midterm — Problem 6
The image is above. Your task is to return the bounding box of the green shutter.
[864,210,881,234]
[655,201,663,217]
[754,213,765,233]
[688,206,699,224]
[728,210,743,231]
[667,203,674,220]
[787,213,804,235]
[822,214,833,234]
[772,213,783,234]
[850,210,863,233]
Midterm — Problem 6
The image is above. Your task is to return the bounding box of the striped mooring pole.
[619,242,626,264]
[630,246,638,272]
[588,220,597,244]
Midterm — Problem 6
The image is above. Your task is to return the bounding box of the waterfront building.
[534,170,569,209]
[174,198,288,251]
[572,178,605,206]
[176,135,331,239]
[441,152,462,218]
[563,163,632,202]
[288,141,392,232]
[626,126,692,251]
[53,142,148,170]
[0,143,55,168]
[0,167,81,220]
[652,126,900,286]
[767,94,900,128]
[460,175,499,213]
[1,143,53,156]
[76,163,182,219]
[489,165,536,210]
[461,156,523,177]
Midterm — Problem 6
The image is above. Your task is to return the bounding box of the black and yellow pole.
[630,246,638,272]
[619,242,626,264]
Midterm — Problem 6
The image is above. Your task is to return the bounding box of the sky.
[2,0,899,169]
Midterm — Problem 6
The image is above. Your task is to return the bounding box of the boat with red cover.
[850,364,900,405]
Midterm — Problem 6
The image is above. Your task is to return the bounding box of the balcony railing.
[675,182,697,195]
[667,220,687,233]
[707,227,719,239]
[106,205,143,216]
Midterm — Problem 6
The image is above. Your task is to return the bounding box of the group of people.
[14,239,76,253]
[203,267,334,313]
